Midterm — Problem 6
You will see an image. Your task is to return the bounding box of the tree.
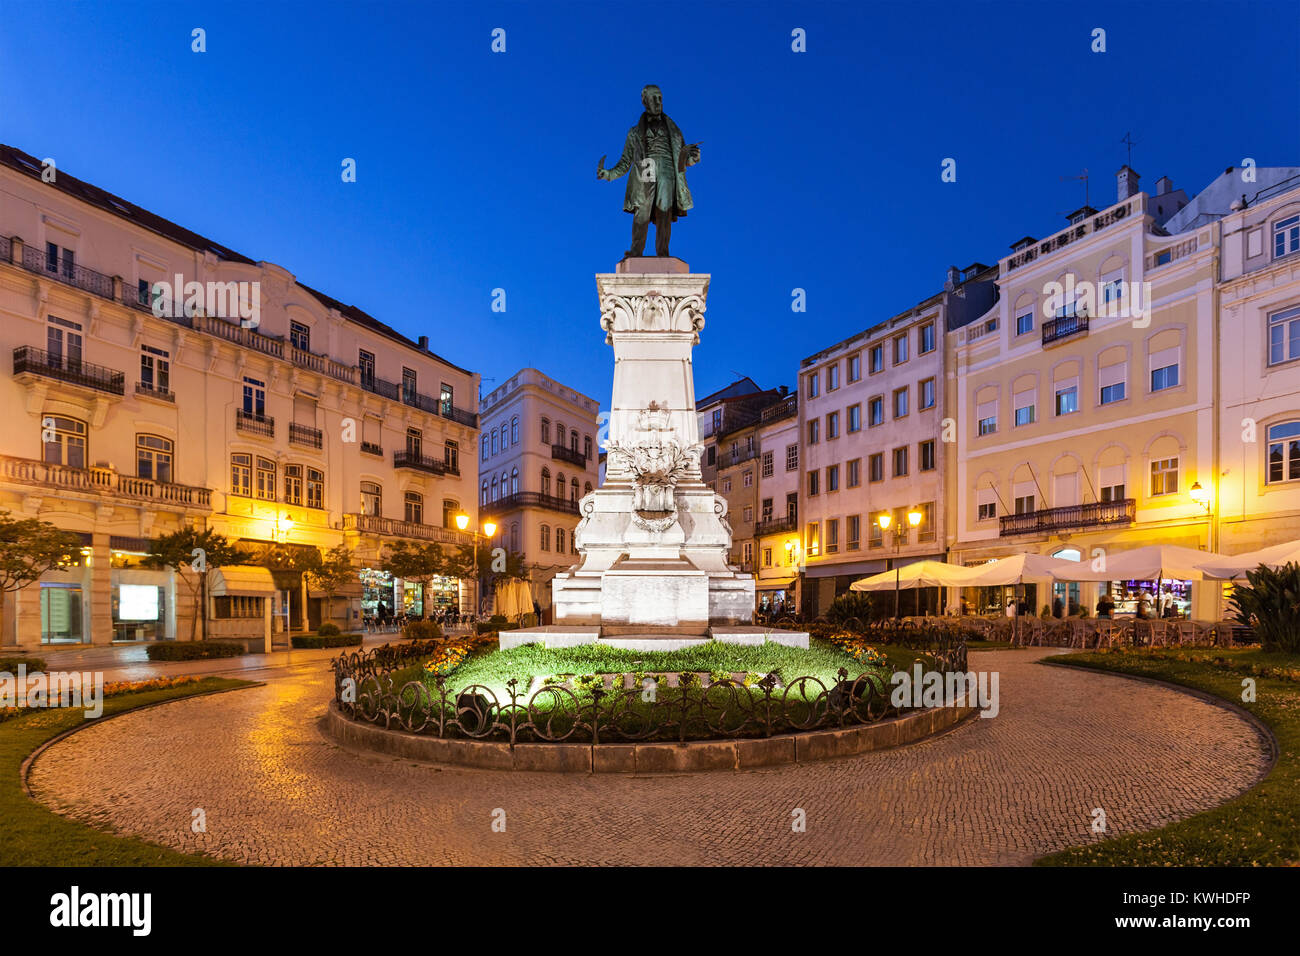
[305,545,355,626]
[0,511,82,645]
[380,541,449,617]
[143,528,250,641]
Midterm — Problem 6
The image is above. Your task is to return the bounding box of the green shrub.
[1229,562,1300,654]
[405,620,443,641]
[489,614,507,624]
[146,641,246,661]
[476,621,519,634]
[825,592,878,629]
[291,633,362,649]
[0,656,46,673]
[317,622,341,637]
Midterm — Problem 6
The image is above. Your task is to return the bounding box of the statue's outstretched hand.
[597,154,608,181]
[688,144,701,165]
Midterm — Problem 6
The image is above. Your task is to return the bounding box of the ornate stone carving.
[599,291,706,342]
[607,401,703,532]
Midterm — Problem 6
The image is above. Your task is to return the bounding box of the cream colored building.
[0,145,480,648]
[478,368,599,616]
[950,167,1225,618]
[752,392,800,613]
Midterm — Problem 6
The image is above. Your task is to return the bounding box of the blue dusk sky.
[2,0,1297,403]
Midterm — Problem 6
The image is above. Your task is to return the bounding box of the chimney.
[945,265,960,290]
[779,384,789,397]
[1116,165,1140,201]
[417,334,429,350]
[1155,176,1173,196]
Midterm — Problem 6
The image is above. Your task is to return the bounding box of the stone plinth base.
[498,625,808,652]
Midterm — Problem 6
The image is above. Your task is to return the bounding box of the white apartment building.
[0,145,480,647]
[478,368,599,615]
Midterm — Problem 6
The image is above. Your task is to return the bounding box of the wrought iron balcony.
[1,455,211,509]
[393,450,458,475]
[755,515,797,536]
[135,382,175,403]
[288,422,324,449]
[360,440,383,457]
[481,491,579,516]
[551,443,588,467]
[1042,312,1089,346]
[719,446,760,469]
[342,513,471,545]
[13,346,125,396]
[999,498,1136,537]
[235,410,275,438]
[760,395,798,423]
[20,244,115,300]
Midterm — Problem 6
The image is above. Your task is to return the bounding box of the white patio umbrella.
[849,559,985,591]
[963,552,1080,586]
[493,578,533,621]
[1196,539,1300,579]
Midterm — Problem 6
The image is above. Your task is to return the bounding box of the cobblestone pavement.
[29,649,1270,866]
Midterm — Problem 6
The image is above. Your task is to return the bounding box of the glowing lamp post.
[878,509,923,620]
[456,513,497,619]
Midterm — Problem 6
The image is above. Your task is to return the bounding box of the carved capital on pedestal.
[600,291,706,343]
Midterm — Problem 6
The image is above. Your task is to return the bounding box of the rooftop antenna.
[1120,131,1138,168]
[1059,168,1090,209]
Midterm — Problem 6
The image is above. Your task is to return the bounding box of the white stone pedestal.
[511,259,774,652]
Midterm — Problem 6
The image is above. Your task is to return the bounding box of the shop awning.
[755,579,795,591]
[1197,539,1300,579]
[804,558,892,579]
[209,565,277,597]
[1046,544,1222,582]
[850,560,984,591]
[964,553,1080,586]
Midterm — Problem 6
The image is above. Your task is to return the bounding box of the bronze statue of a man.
[597,84,701,258]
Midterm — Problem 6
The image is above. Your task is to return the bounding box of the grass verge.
[1038,647,1294,866]
[3,677,253,866]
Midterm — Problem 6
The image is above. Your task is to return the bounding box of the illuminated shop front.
[110,549,172,642]
[361,568,462,620]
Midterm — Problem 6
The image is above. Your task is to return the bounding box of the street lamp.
[274,513,294,544]
[455,513,497,619]
[878,509,924,620]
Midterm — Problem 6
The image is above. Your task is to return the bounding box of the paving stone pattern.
[29,649,1270,866]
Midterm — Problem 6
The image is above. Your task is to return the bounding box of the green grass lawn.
[1,677,253,866]
[1039,646,1299,866]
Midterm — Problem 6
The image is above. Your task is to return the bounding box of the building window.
[1055,384,1079,416]
[917,502,935,541]
[807,470,819,496]
[919,378,935,410]
[893,446,908,477]
[919,439,936,472]
[541,467,551,496]
[445,440,459,472]
[827,364,839,391]
[556,527,566,554]
[1267,421,1300,483]
[290,321,310,352]
[868,396,884,426]
[763,548,772,568]
[825,519,839,553]
[919,323,935,354]
[499,419,509,449]
[284,464,303,505]
[480,481,488,506]
[846,515,861,550]
[761,450,774,477]
[255,457,276,501]
[722,477,732,493]
[893,387,909,419]
[541,418,551,444]
[978,501,996,521]
[439,384,453,417]
[786,444,798,471]
[706,445,716,466]
[869,344,883,374]
[512,417,520,445]
[1016,312,1034,335]
[1275,214,1300,259]
[808,419,820,444]
[827,411,839,438]
[42,415,87,468]
[140,344,170,395]
[1014,494,1035,514]
[807,373,820,398]
[361,481,382,516]
[231,453,251,497]
[847,458,861,487]
[1150,457,1179,496]
[893,333,909,365]
[1151,361,1180,392]
[806,522,820,557]
[869,453,884,483]
[868,520,882,548]
[406,428,422,458]
[358,350,375,388]
[1267,305,1300,366]
[511,467,519,495]
[306,468,324,509]
[1099,361,1127,406]
[847,404,861,432]
[848,353,861,382]
[132,434,171,482]
[214,596,264,619]
[571,477,580,502]
[761,497,773,523]
[443,499,459,528]
[584,434,592,460]
[977,398,998,435]
[1100,481,1126,502]
[742,469,753,488]
[557,424,567,448]
[401,367,417,404]
[242,377,266,417]
[481,435,489,461]
[540,524,551,551]
[404,491,423,524]
[826,464,839,492]
[489,474,498,501]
